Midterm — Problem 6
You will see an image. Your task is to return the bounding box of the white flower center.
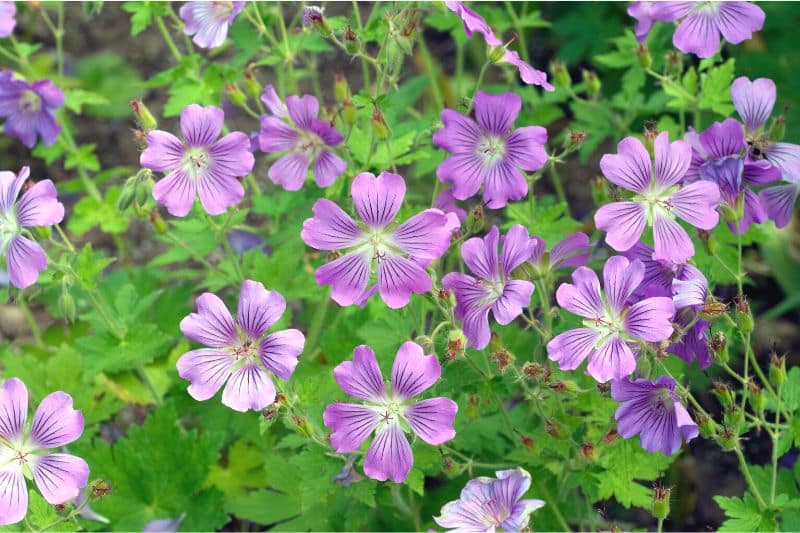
[19,90,42,113]
[650,389,675,414]
[689,1,721,15]
[0,436,38,471]
[212,0,234,19]
[476,135,506,166]
[182,147,212,179]
[0,210,18,255]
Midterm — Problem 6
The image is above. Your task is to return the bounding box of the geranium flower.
[612,375,698,455]
[595,132,720,264]
[301,171,452,309]
[0,378,89,526]
[0,1,16,38]
[433,188,467,230]
[731,77,800,228]
[528,232,592,278]
[258,88,346,191]
[323,342,457,483]
[0,72,63,148]
[177,280,305,412]
[434,468,545,532]
[445,1,553,90]
[547,256,675,383]
[180,1,244,49]
[434,91,548,209]
[442,225,536,350]
[140,104,254,217]
[629,1,765,58]
[0,166,64,288]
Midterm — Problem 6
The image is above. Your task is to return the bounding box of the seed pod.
[342,98,357,125]
[371,109,391,140]
[651,483,671,521]
[549,60,571,88]
[637,44,652,69]
[334,75,350,103]
[769,353,787,388]
[130,100,157,131]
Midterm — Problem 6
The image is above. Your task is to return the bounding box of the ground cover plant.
[1,1,800,531]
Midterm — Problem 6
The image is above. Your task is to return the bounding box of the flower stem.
[467,62,491,114]
[156,15,183,62]
[734,445,768,510]
[305,293,332,360]
[16,292,43,348]
[770,381,783,504]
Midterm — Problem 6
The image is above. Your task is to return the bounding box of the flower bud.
[637,44,652,69]
[225,82,247,107]
[466,205,484,234]
[643,119,659,156]
[698,229,719,256]
[491,348,510,373]
[769,353,787,388]
[713,380,735,408]
[651,483,671,521]
[133,128,148,150]
[580,443,599,463]
[521,362,544,380]
[708,331,729,365]
[603,428,618,445]
[724,405,744,429]
[695,411,717,438]
[735,296,754,333]
[549,60,571,88]
[291,414,313,437]
[665,50,683,78]
[343,27,360,54]
[342,98,357,125]
[130,100,157,131]
[371,109,391,140]
[564,130,586,152]
[135,179,150,208]
[715,425,738,451]
[334,75,350,103]
[702,300,728,320]
[59,289,76,322]
[415,335,435,354]
[302,6,332,37]
[446,329,466,360]
[582,69,601,97]
[244,66,261,98]
[545,419,569,439]
[466,394,480,419]
[748,381,766,413]
[521,435,536,449]
[116,176,138,211]
[487,45,506,64]
[150,211,168,235]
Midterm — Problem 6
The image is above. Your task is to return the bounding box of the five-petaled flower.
[177,280,305,412]
[323,342,457,483]
[611,375,698,455]
[0,378,89,526]
[595,131,720,264]
[180,1,244,49]
[547,256,675,383]
[258,86,346,191]
[443,225,536,350]
[0,71,63,148]
[528,232,592,278]
[0,166,64,289]
[434,467,545,532]
[141,104,254,217]
[301,171,452,309]
[434,91,548,209]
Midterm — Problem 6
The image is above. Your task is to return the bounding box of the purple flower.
[651,2,765,58]
[622,241,704,299]
[731,76,800,228]
[595,132,720,264]
[0,378,89,526]
[0,72,63,148]
[176,280,305,412]
[258,89,346,191]
[434,91,548,209]
[323,342,457,483]
[434,468,545,532]
[627,2,665,43]
[142,514,186,532]
[301,172,452,309]
[669,274,711,368]
[442,225,536,350]
[141,104,254,217]
[0,1,16,38]
[548,256,675,383]
[445,1,553,91]
[180,1,244,49]
[528,232,592,277]
[433,188,467,231]
[0,166,64,289]
[612,375,698,455]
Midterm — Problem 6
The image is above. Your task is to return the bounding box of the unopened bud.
[334,75,350,103]
[643,119,659,155]
[244,66,261,98]
[702,300,728,320]
[695,411,717,438]
[116,176,137,211]
[302,6,332,37]
[565,130,586,151]
[665,50,683,78]
[130,100,157,131]
[550,60,571,88]
[415,335,435,354]
[371,109,391,140]
[724,405,744,429]
[342,98,357,125]
[708,331,729,364]
[769,353,787,388]
[582,69,601,97]
[150,211,168,235]
[343,27,360,54]
[59,289,76,322]
[135,179,150,208]
[651,483,671,521]
[748,381,766,413]
[735,296,754,333]
[580,443,599,463]
[225,82,247,107]
[713,380,735,408]
[715,425,738,451]
[637,44,652,69]
[466,205,484,234]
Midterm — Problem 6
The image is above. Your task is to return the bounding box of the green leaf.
[64,89,110,114]
[64,143,100,172]
[67,186,130,235]
[594,439,673,508]
[781,367,800,413]
[698,58,736,116]
[122,1,167,36]
[715,493,777,532]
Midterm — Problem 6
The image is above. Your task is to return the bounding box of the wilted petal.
[363,422,413,483]
[550,232,591,269]
[29,391,84,448]
[260,85,288,117]
[502,50,554,91]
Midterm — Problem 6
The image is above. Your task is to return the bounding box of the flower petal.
[555,266,604,319]
[436,153,485,201]
[196,168,245,216]
[32,453,89,505]
[323,403,381,453]
[286,95,319,130]
[5,235,47,289]
[301,199,363,251]
[600,136,652,194]
[0,378,27,440]
[391,341,441,399]
[587,336,636,383]
[29,391,84,448]
[315,251,371,307]
[654,132,691,189]
[433,109,481,154]
[268,152,310,191]
[259,329,304,380]
[595,201,646,253]
[210,131,255,177]
[237,280,285,340]
[140,130,185,172]
[760,184,799,228]
[363,422,413,483]
[652,213,694,264]
[482,163,528,209]
[15,179,64,228]
[670,180,720,230]
[405,397,457,445]
[389,209,452,264]
[672,12,721,58]
[547,328,601,371]
[180,292,237,348]
[258,116,299,153]
[0,468,26,526]
[731,76,775,132]
[334,345,386,401]
[352,171,405,229]
[624,296,675,342]
[492,280,534,325]
[313,150,346,188]
[502,50,554,91]
[462,226,499,280]
[0,167,26,213]
[474,91,520,136]
[603,256,644,311]
[181,104,223,147]
[260,85,288,117]
[442,272,494,350]
[550,232,592,269]
[221,364,276,412]
[716,2,765,45]
[176,348,235,401]
[504,126,548,171]
[377,254,432,309]
[152,169,196,218]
